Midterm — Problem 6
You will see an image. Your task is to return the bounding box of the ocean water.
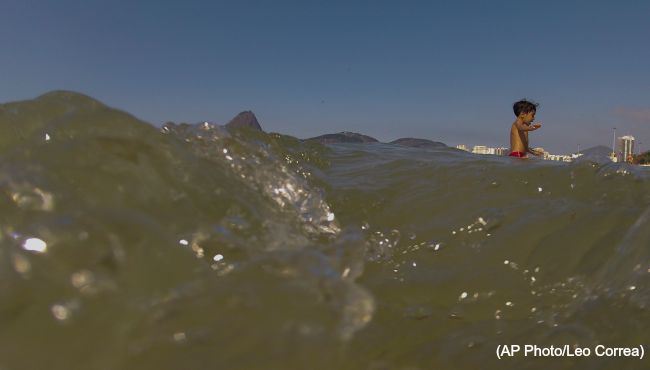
[1,92,649,370]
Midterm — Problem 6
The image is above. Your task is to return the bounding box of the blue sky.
[2,0,649,153]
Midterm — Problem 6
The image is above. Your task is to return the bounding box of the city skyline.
[456,131,645,156]
[457,132,647,164]
[1,0,649,153]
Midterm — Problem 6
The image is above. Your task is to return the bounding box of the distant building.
[456,144,468,151]
[472,145,490,154]
[469,146,508,155]
[547,154,573,162]
[617,135,635,163]
[571,153,583,160]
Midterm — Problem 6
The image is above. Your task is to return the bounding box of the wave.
[1,92,649,369]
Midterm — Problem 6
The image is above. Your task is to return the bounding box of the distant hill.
[390,138,446,149]
[305,131,379,144]
[572,145,615,163]
[578,145,612,157]
[226,111,262,131]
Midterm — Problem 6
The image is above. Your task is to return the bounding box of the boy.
[509,99,543,158]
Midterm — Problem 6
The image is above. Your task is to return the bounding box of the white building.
[617,135,635,163]
[470,146,509,155]
[472,145,491,154]
[546,154,573,162]
[456,144,468,151]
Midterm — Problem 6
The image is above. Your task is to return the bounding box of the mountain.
[389,138,446,149]
[578,145,612,157]
[225,111,262,131]
[305,131,379,144]
[571,145,615,163]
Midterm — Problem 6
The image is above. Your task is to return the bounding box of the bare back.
[510,122,529,153]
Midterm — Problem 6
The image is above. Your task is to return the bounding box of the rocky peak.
[225,111,262,131]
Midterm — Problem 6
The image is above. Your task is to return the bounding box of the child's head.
[513,99,538,123]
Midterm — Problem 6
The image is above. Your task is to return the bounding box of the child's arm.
[515,121,542,131]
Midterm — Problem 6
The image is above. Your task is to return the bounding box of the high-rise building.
[617,135,635,163]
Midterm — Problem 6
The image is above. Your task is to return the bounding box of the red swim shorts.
[509,151,527,158]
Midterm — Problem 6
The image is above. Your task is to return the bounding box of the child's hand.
[531,123,542,130]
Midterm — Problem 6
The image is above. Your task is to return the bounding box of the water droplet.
[213,254,224,262]
[173,332,187,342]
[71,270,94,289]
[459,292,468,300]
[22,238,47,253]
[11,187,54,211]
[179,239,189,246]
[12,254,31,274]
[191,244,204,259]
[51,304,70,321]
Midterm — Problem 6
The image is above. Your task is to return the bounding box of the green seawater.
[1,92,649,370]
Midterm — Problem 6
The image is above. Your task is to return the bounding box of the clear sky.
[2,0,649,153]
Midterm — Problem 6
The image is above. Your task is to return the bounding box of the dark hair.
[513,99,539,117]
